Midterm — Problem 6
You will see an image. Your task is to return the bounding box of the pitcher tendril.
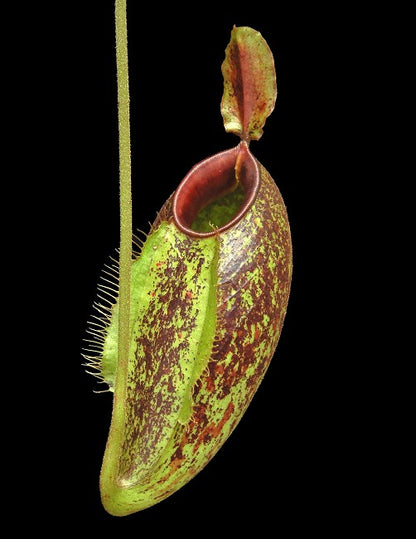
[115,0,131,383]
[99,0,133,494]
[83,2,292,517]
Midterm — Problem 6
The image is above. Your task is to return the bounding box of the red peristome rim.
[172,143,260,238]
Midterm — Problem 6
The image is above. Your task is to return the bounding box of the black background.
[17,0,399,532]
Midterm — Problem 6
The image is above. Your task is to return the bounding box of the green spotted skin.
[100,149,292,515]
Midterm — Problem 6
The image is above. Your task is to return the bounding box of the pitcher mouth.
[172,142,260,238]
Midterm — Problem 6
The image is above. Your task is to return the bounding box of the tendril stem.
[101,0,132,486]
